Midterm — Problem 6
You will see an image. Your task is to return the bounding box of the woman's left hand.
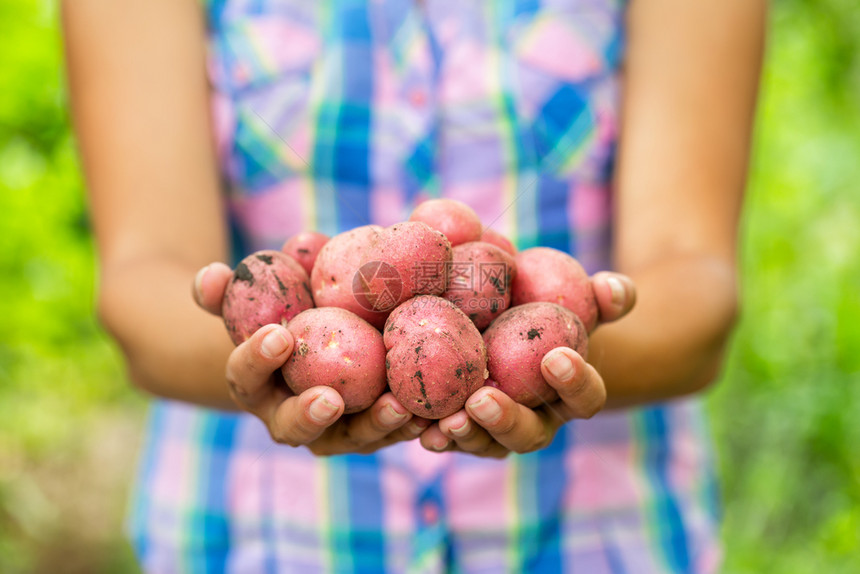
[419,272,636,458]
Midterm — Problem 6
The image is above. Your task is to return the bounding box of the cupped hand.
[194,263,430,455]
[419,271,636,458]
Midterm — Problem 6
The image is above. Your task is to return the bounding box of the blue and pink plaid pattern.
[128,1,722,571]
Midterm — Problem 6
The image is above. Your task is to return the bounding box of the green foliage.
[0,0,140,446]
[0,1,142,572]
[706,1,860,572]
[0,0,858,572]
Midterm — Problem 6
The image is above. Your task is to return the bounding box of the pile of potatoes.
[221,199,598,419]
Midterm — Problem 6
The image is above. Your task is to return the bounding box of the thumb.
[193,262,234,316]
[591,272,636,324]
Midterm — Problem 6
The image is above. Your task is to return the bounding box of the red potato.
[311,225,384,325]
[281,252,310,279]
[282,231,330,276]
[479,227,517,255]
[364,221,452,303]
[222,250,314,345]
[442,241,517,331]
[312,222,452,330]
[483,302,588,408]
[384,296,488,419]
[512,247,598,332]
[409,198,483,246]
[282,308,387,414]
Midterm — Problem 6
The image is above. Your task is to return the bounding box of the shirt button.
[421,501,440,525]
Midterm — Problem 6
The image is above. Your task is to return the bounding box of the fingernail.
[544,350,574,381]
[467,394,501,424]
[261,328,289,358]
[309,394,339,424]
[428,437,450,451]
[194,265,209,303]
[379,404,409,426]
[607,276,624,306]
[406,420,427,435]
[448,419,471,437]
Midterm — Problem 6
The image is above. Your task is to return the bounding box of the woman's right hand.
[193,263,431,455]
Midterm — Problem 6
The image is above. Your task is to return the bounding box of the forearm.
[593,0,765,407]
[64,0,235,408]
[99,259,237,410]
[591,254,738,407]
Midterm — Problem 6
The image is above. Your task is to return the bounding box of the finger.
[419,424,455,452]
[465,388,555,454]
[541,347,607,420]
[425,414,510,458]
[382,416,433,443]
[448,440,510,459]
[419,424,454,453]
[591,271,636,324]
[268,386,345,447]
[338,393,415,446]
[344,417,432,455]
[436,410,502,457]
[193,262,234,316]
[225,324,295,411]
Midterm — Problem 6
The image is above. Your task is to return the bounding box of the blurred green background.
[1,0,859,572]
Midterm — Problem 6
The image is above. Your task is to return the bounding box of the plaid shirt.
[128,1,721,572]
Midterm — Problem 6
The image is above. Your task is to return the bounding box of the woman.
[63,0,764,571]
